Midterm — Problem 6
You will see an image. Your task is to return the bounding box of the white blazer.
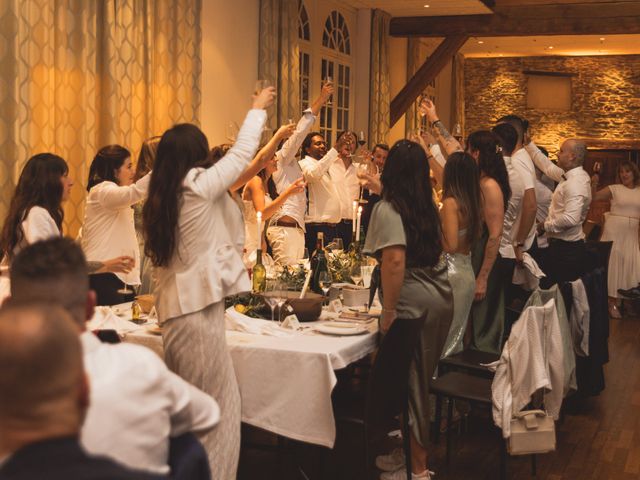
[155,109,266,322]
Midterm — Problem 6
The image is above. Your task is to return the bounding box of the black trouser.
[304,223,338,255]
[539,238,587,288]
[89,273,135,306]
[335,219,354,250]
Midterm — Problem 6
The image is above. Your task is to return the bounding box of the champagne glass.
[350,263,363,287]
[356,162,372,204]
[318,271,332,305]
[255,79,271,94]
[332,238,344,253]
[324,76,333,106]
[225,122,239,143]
[264,279,279,322]
[273,282,287,325]
[117,249,135,296]
[452,123,463,142]
[357,131,366,148]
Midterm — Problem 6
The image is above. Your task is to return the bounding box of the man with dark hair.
[361,143,390,234]
[9,238,219,475]
[371,143,390,171]
[496,114,538,264]
[0,302,165,479]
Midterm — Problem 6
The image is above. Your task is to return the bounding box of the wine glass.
[357,131,366,148]
[356,161,376,204]
[324,76,333,106]
[350,263,363,287]
[255,79,270,94]
[117,249,135,296]
[452,123,463,142]
[331,238,344,253]
[318,271,332,305]
[273,282,287,325]
[225,122,239,143]
[264,279,279,322]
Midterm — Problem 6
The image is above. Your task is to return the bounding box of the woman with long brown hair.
[143,87,275,479]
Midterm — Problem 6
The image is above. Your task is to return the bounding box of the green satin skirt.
[441,253,475,359]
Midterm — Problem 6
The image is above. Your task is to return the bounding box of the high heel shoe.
[609,304,622,319]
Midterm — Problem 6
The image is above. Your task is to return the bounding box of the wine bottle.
[252,249,266,293]
[310,232,328,294]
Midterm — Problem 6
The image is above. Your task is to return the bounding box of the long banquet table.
[106,304,378,448]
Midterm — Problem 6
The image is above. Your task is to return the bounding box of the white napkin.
[87,306,140,334]
[512,253,546,291]
[224,307,293,337]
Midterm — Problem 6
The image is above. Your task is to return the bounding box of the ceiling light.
[423,4,430,7]
[600,37,605,41]
[547,46,554,49]
[498,53,503,57]
[478,40,484,44]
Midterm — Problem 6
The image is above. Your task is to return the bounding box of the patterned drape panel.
[368,9,390,145]
[404,37,421,138]
[258,0,299,129]
[0,0,201,237]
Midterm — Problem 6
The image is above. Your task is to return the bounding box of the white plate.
[314,322,368,336]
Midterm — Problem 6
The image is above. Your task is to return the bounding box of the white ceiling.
[339,0,493,17]
[461,34,640,58]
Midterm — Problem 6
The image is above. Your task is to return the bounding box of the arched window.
[322,10,350,55]
[298,0,310,41]
[298,1,311,110]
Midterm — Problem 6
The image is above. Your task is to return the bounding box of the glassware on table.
[350,263,363,287]
[272,281,287,325]
[331,238,344,253]
[361,265,374,288]
[317,271,332,305]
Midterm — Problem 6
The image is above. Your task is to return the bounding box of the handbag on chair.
[508,409,556,455]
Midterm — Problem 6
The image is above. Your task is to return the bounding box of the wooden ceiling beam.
[390,3,640,37]
[390,35,468,127]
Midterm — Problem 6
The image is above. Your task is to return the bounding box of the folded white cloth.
[512,253,546,291]
[87,306,139,333]
[224,307,293,337]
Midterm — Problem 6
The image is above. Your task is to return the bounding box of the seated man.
[0,302,165,479]
[8,238,219,475]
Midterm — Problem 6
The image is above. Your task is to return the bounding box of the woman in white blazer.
[143,87,276,479]
[80,145,150,305]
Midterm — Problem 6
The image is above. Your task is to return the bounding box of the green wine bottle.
[252,249,266,293]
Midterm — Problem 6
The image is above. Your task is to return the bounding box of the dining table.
[91,302,379,449]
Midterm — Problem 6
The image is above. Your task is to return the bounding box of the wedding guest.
[372,142,390,171]
[266,84,333,265]
[299,131,352,255]
[241,126,305,267]
[0,302,166,480]
[365,140,453,480]
[525,137,592,285]
[9,238,219,475]
[80,145,151,305]
[133,136,161,295]
[143,87,275,479]
[591,160,640,317]
[439,152,482,358]
[330,130,359,248]
[361,143,390,235]
[0,153,131,275]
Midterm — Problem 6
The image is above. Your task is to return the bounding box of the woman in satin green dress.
[364,140,453,480]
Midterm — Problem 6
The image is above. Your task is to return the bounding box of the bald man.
[525,137,592,285]
[0,303,164,479]
[8,238,219,475]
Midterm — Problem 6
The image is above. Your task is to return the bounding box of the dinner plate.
[146,325,162,335]
[314,322,368,336]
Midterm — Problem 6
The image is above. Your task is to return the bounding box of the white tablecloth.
[105,305,377,448]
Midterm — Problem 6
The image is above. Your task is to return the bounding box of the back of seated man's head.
[10,238,91,328]
[0,302,87,452]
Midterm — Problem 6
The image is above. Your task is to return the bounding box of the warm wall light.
[600,37,605,41]
[423,4,430,7]
[478,40,484,44]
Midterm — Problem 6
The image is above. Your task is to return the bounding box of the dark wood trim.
[523,70,577,77]
[390,35,468,127]
[390,3,640,37]
[579,138,640,151]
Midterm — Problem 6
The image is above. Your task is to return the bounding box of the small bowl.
[262,291,324,322]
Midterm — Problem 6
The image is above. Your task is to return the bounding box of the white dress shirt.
[155,109,265,322]
[499,156,525,258]
[14,206,61,256]
[329,157,359,220]
[299,149,341,223]
[511,147,537,250]
[80,331,219,474]
[525,142,592,241]
[271,109,317,229]
[80,174,150,284]
[534,179,553,248]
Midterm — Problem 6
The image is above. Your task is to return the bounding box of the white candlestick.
[356,206,362,242]
[299,268,312,299]
[352,201,358,233]
[256,211,262,248]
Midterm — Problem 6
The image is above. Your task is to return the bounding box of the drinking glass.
[356,162,373,204]
[350,263,363,287]
[117,249,135,295]
[225,122,239,143]
[264,279,279,322]
[318,271,332,305]
[324,76,333,106]
[331,238,344,253]
[273,282,287,325]
[255,79,271,94]
[357,131,366,148]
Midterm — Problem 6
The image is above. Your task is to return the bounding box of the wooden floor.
[238,314,640,480]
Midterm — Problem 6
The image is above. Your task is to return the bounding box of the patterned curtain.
[258,0,299,130]
[0,0,201,237]
[369,9,391,145]
[404,37,421,138]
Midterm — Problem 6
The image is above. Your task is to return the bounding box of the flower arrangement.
[277,264,308,290]
[327,250,356,283]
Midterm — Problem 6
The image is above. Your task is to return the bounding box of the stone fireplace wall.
[464,55,640,156]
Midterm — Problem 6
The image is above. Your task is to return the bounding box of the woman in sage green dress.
[364,139,453,480]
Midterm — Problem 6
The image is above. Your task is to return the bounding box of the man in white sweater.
[9,238,219,475]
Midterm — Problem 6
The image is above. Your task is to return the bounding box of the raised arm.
[299,134,350,183]
[96,173,151,210]
[262,178,306,219]
[475,179,504,300]
[590,175,612,202]
[192,88,275,200]
[415,130,444,186]
[420,98,463,155]
[524,141,564,183]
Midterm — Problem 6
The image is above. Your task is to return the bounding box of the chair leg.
[434,394,442,444]
[403,401,412,480]
[446,396,453,466]
[531,454,537,476]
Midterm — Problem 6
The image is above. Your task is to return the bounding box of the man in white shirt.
[9,238,219,475]
[267,85,333,265]
[299,131,351,255]
[496,115,538,264]
[525,138,592,285]
[329,130,359,249]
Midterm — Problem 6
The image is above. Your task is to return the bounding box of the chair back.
[168,433,211,480]
[364,316,426,435]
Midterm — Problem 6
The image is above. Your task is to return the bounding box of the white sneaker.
[375,448,405,472]
[380,467,435,480]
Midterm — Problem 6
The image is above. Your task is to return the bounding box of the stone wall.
[464,55,640,155]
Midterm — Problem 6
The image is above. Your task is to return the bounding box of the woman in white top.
[1,153,132,275]
[591,160,640,318]
[142,87,276,479]
[81,145,150,305]
[241,125,305,267]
